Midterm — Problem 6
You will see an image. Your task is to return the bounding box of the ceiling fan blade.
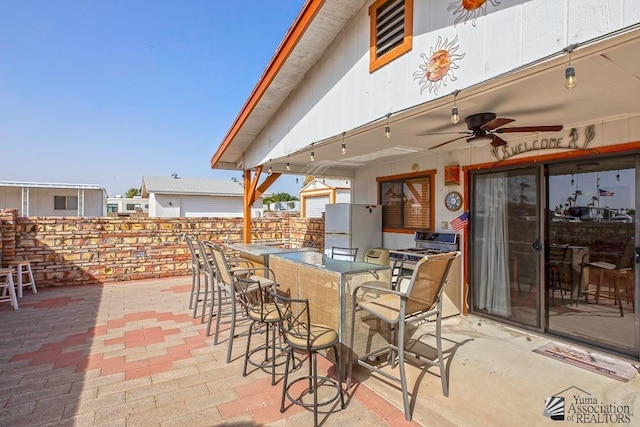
[491,135,508,148]
[428,135,467,150]
[417,130,468,137]
[495,125,563,133]
[481,117,515,131]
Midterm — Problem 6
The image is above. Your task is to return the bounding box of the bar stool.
[236,276,290,385]
[6,260,37,298]
[0,268,19,309]
[271,291,345,427]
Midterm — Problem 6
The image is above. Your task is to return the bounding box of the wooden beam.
[254,173,281,204]
[243,170,252,243]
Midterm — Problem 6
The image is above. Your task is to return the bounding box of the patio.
[1,276,639,426]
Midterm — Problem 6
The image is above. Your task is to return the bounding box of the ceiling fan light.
[451,107,459,124]
[564,66,577,89]
[469,136,493,148]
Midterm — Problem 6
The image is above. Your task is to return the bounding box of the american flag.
[451,211,469,232]
[599,188,615,197]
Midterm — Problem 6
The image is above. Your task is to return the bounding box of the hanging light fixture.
[564,44,577,90]
[384,113,391,139]
[286,162,290,171]
[451,90,460,124]
[341,132,346,155]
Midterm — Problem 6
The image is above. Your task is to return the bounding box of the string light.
[571,174,574,186]
[564,44,577,90]
[385,113,391,139]
[451,90,460,124]
[616,170,620,181]
[268,166,272,175]
[310,151,315,162]
[341,132,346,155]
[286,162,290,171]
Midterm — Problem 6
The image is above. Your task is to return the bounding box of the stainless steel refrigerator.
[324,203,382,261]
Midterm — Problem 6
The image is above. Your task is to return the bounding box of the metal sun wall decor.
[448,0,501,27]
[413,36,465,95]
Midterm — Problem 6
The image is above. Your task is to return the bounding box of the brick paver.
[0,277,408,426]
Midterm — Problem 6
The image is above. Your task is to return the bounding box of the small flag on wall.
[451,211,469,232]
[599,188,615,197]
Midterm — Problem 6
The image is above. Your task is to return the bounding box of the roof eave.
[209,0,324,170]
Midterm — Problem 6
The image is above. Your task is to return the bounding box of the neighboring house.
[141,175,262,218]
[211,2,640,359]
[0,180,106,217]
[106,196,149,217]
[299,178,351,218]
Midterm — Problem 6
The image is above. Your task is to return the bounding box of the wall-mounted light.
[564,44,577,90]
[385,113,391,139]
[451,90,460,124]
[341,132,346,155]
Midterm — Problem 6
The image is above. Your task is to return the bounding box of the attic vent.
[376,0,405,56]
[369,0,413,72]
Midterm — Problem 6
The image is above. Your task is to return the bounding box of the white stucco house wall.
[0,181,106,217]
[141,175,262,218]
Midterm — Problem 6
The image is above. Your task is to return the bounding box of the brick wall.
[0,209,324,287]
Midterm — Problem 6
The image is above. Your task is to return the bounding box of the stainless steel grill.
[389,232,459,264]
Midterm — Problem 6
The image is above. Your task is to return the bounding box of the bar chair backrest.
[402,251,459,317]
[331,246,358,261]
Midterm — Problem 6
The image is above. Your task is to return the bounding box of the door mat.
[533,342,638,382]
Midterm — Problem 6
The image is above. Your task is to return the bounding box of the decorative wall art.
[444,165,461,186]
[413,36,465,95]
[448,0,502,27]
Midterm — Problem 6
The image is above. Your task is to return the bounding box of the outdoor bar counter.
[270,251,391,371]
[224,243,317,268]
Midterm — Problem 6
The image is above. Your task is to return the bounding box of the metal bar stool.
[5,260,37,298]
[0,267,19,309]
[271,291,345,427]
[236,276,290,385]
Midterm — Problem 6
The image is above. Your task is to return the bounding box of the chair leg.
[226,300,237,363]
[397,319,411,421]
[280,348,292,413]
[436,312,448,397]
[346,296,358,390]
[243,320,255,377]
[333,344,345,409]
[26,263,36,294]
[192,271,201,318]
[313,351,319,427]
[189,267,196,310]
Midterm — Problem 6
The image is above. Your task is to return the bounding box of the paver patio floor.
[1,276,639,426]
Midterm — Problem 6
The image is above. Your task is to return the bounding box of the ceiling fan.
[420,112,563,150]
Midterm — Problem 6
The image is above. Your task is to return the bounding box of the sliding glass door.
[546,156,637,355]
[469,156,638,358]
[470,167,542,328]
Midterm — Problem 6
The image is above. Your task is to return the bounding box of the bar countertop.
[273,251,389,275]
[225,243,317,256]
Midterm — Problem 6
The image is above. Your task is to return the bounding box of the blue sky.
[0,1,304,197]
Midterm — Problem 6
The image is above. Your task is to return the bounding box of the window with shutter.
[378,170,434,232]
[369,0,413,72]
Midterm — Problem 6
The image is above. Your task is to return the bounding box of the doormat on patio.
[533,342,638,382]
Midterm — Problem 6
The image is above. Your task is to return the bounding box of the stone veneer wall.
[0,209,324,287]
